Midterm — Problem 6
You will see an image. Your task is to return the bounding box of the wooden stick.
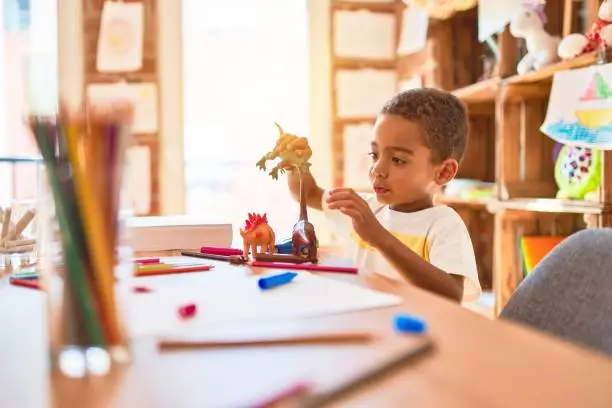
[13,209,36,239]
[1,207,12,240]
[158,331,377,350]
[0,244,35,254]
[5,239,36,248]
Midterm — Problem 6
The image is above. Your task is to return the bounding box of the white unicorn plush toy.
[509,1,560,75]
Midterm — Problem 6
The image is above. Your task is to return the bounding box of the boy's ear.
[435,159,458,186]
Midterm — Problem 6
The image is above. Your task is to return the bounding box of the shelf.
[452,77,499,105]
[335,117,377,126]
[436,195,490,210]
[503,49,612,86]
[331,1,401,13]
[334,57,397,70]
[487,198,603,215]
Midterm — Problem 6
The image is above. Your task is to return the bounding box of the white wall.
[0,2,6,145]
[57,0,83,110]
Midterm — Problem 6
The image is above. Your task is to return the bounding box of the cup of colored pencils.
[29,101,134,378]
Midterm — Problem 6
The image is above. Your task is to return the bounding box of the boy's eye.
[392,157,407,165]
[368,152,378,161]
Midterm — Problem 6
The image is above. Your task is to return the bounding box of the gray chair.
[500,228,612,356]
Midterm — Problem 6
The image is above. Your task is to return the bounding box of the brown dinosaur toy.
[291,165,317,262]
[256,122,313,180]
[239,213,276,259]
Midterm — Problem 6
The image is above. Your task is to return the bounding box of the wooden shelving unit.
[329,0,404,188]
[336,0,612,313]
[82,0,160,216]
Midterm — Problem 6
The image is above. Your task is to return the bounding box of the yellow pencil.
[64,118,121,344]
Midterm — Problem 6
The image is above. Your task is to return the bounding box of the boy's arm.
[325,189,475,303]
[373,232,465,302]
[286,168,324,211]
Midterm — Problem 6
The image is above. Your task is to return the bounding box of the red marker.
[200,246,243,256]
[9,278,41,290]
[135,257,160,264]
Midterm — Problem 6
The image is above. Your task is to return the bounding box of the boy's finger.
[339,207,361,220]
[327,192,368,210]
[328,199,360,211]
[327,189,357,200]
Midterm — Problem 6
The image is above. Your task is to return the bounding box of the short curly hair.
[380,88,468,163]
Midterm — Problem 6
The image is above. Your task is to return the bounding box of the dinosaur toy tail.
[274,121,285,136]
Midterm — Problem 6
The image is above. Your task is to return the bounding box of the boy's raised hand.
[326,188,385,247]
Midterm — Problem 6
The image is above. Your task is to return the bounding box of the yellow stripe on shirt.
[350,230,431,262]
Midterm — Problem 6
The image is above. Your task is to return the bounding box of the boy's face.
[368,114,458,210]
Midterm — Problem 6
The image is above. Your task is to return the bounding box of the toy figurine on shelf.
[239,213,276,259]
[255,122,318,264]
[509,0,560,75]
[558,0,612,60]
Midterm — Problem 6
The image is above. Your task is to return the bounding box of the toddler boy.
[285,88,481,303]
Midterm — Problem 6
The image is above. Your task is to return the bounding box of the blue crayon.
[393,313,427,334]
[258,272,298,290]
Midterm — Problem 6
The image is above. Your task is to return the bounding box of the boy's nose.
[371,163,388,178]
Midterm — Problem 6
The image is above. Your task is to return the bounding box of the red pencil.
[134,264,214,277]
[251,261,358,274]
[9,278,41,290]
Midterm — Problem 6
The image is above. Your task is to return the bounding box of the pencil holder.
[31,103,135,378]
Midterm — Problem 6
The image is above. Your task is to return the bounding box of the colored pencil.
[181,250,246,264]
[251,261,358,274]
[29,102,134,352]
[158,331,376,350]
[136,262,206,271]
[134,264,214,277]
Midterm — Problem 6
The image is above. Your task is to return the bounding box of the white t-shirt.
[322,190,482,302]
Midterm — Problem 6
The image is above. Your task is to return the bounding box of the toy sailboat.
[575,72,612,129]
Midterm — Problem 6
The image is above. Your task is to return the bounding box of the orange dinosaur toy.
[239,213,276,258]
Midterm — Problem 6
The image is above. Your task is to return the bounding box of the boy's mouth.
[373,186,390,195]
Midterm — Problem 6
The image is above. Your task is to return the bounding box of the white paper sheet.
[87,82,158,133]
[343,124,374,189]
[125,146,151,215]
[397,6,429,55]
[96,1,144,72]
[124,272,402,337]
[334,10,396,60]
[336,69,398,117]
[540,64,612,149]
[478,0,524,42]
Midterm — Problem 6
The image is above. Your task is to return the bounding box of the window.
[182,0,310,242]
[1,0,57,203]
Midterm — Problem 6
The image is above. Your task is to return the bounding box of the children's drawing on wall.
[97,1,144,73]
[541,64,612,149]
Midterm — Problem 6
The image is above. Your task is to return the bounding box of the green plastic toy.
[554,144,601,200]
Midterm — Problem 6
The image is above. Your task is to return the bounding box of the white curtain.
[182,0,310,243]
